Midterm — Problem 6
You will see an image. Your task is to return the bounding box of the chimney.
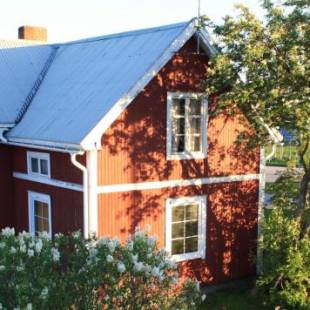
[18,26,47,42]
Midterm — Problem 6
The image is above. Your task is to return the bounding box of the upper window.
[167,92,207,160]
[27,151,51,178]
[28,192,52,237]
[166,196,206,262]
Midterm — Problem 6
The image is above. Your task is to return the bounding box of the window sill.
[169,251,205,262]
[167,152,206,161]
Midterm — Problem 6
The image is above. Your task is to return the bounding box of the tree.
[204,0,310,234]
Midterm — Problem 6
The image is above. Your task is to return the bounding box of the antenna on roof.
[197,0,201,54]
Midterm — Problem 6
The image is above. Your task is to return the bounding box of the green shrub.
[0,228,205,309]
[257,208,310,309]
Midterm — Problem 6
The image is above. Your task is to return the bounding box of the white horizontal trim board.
[97,174,260,194]
[13,172,83,192]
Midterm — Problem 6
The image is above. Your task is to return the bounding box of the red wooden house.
[0,20,263,285]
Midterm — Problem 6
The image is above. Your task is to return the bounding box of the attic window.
[166,92,207,160]
[27,151,51,178]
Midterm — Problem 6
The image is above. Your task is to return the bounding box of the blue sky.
[0,0,264,42]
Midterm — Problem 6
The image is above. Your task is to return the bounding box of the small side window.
[27,152,51,178]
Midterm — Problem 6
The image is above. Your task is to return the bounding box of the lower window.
[166,196,206,261]
[28,192,52,237]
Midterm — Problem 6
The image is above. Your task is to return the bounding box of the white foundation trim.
[13,172,83,192]
[97,174,260,194]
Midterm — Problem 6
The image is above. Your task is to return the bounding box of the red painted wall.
[97,37,260,285]
[12,147,84,234]
[0,145,14,229]
[98,180,259,284]
[98,37,259,186]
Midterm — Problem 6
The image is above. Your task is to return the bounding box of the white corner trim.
[87,150,98,236]
[97,174,260,194]
[28,191,52,237]
[166,195,207,262]
[257,148,265,275]
[166,92,208,161]
[13,172,83,192]
[80,20,198,150]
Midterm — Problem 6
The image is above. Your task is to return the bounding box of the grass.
[265,144,310,167]
[200,281,272,310]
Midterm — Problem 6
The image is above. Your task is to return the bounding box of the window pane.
[189,118,201,135]
[172,135,185,153]
[40,159,48,175]
[188,99,201,116]
[172,222,184,239]
[172,118,185,135]
[42,204,49,218]
[42,219,49,232]
[172,99,185,116]
[34,201,43,217]
[185,237,198,253]
[35,216,44,233]
[185,204,198,220]
[172,239,184,255]
[172,206,184,222]
[185,221,198,236]
[188,135,201,152]
[31,158,39,173]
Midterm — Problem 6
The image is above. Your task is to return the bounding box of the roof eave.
[80,19,214,150]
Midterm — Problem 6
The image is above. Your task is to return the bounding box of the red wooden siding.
[0,145,14,229]
[98,180,258,284]
[12,147,84,184]
[12,147,84,234]
[98,37,259,186]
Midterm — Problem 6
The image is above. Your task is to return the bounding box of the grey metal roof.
[0,20,210,149]
[0,41,52,125]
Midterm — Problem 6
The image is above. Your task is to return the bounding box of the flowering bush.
[0,228,205,309]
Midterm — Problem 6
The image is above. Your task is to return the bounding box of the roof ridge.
[14,46,59,124]
[55,20,192,47]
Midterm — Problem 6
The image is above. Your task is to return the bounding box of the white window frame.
[166,92,208,160]
[166,195,207,262]
[28,191,52,237]
[27,151,51,178]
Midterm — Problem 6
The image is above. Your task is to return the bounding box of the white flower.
[133,261,144,272]
[35,239,43,253]
[97,237,109,246]
[40,287,49,300]
[16,265,24,272]
[89,247,98,259]
[0,265,5,271]
[27,303,33,310]
[39,231,50,240]
[127,241,134,251]
[1,227,15,237]
[151,266,163,278]
[106,255,114,263]
[0,242,5,248]
[108,241,116,253]
[72,231,81,239]
[10,247,17,254]
[51,247,60,262]
[0,303,2,309]
[201,294,206,301]
[20,244,26,253]
[27,249,34,257]
[131,254,138,263]
[147,236,157,248]
[117,262,126,273]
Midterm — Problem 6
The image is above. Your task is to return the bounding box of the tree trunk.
[296,168,310,235]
